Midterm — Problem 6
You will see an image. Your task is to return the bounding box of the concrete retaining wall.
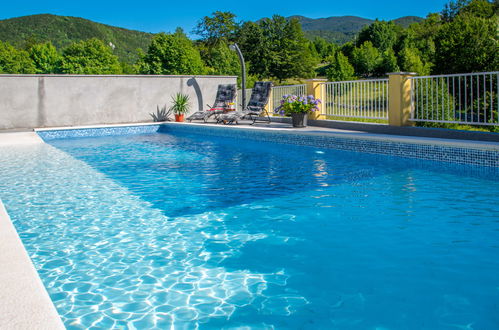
[0,75,237,130]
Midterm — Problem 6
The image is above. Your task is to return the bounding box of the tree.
[442,0,496,21]
[28,42,61,73]
[60,38,122,74]
[264,16,316,81]
[351,41,381,77]
[434,13,498,73]
[460,0,497,18]
[193,11,238,45]
[340,42,355,60]
[398,47,430,75]
[194,12,241,80]
[139,30,205,75]
[402,13,443,66]
[0,41,35,73]
[239,16,316,81]
[203,41,240,75]
[325,51,355,81]
[236,21,267,77]
[312,37,337,61]
[377,49,400,75]
[357,20,399,52]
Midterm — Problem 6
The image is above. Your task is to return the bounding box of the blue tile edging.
[35,123,499,167]
[159,123,499,168]
[37,125,161,140]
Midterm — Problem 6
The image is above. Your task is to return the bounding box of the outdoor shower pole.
[230,43,246,109]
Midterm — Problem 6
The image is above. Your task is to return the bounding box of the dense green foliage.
[194,12,317,82]
[202,41,240,76]
[322,0,498,79]
[60,38,122,74]
[138,30,205,75]
[356,21,399,52]
[28,42,60,73]
[194,12,240,76]
[0,40,35,73]
[351,41,382,77]
[0,14,152,64]
[193,11,238,45]
[304,30,355,45]
[325,51,355,81]
[235,16,317,82]
[434,13,498,73]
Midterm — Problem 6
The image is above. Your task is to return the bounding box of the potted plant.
[170,93,190,122]
[275,94,321,128]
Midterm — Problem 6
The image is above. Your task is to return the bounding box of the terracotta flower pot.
[175,114,185,122]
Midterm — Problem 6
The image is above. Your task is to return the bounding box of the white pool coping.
[0,202,65,329]
[0,131,44,145]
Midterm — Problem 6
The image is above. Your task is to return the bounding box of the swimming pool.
[0,124,498,329]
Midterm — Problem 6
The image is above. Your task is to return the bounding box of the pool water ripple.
[0,132,498,329]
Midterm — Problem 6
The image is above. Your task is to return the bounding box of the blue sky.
[2,0,449,35]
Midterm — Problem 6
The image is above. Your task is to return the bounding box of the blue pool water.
[0,128,498,329]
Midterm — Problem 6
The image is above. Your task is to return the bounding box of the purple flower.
[278,94,321,116]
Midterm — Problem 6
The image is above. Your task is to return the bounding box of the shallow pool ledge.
[0,131,43,146]
[0,201,64,329]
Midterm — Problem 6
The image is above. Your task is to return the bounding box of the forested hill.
[0,14,424,59]
[0,14,153,63]
[291,15,423,43]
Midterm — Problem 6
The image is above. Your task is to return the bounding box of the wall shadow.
[187,78,203,111]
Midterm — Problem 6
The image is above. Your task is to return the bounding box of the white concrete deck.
[0,202,64,329]
[0,131,64,329]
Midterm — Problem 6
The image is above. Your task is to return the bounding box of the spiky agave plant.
[150,104,172,122]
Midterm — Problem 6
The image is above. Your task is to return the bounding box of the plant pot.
[175,114,185,122]
[291,112,307,128]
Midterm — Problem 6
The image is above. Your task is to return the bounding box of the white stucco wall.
[0,75,237,130]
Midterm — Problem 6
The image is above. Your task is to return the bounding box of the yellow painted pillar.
[387,72,416,126]
[305,79,327,120]
[264,88,273,116]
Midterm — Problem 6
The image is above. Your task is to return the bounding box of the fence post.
[306,79,327,120]
[265,88,273,116]
[387,72,416,126]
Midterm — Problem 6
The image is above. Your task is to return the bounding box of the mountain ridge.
[0,14,153,63]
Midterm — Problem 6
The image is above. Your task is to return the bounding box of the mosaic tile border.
[35,123,498,167]
[159,124,499,168]
[37,125,160,140]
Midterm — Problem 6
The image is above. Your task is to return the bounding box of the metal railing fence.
[236,88,252,111]
[322,79,389,119]
[411,72,499,126]
[270,84,307,112]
